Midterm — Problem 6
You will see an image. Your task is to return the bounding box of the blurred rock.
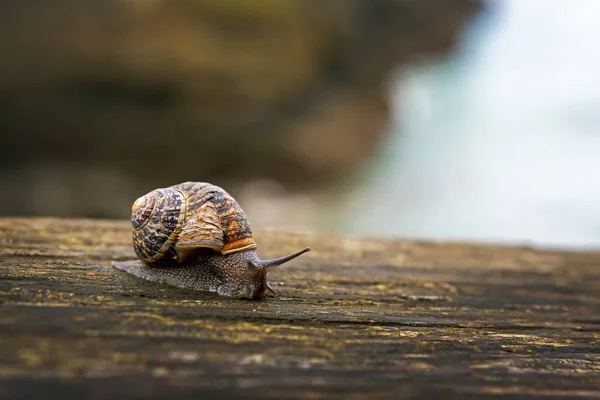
[0,0,481,218]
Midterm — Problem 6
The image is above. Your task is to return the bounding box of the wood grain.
[0,218,599,399]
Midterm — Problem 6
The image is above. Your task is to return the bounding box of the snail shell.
[113,181,310,299]
[131,181,256,266]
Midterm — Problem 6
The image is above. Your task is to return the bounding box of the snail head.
[225,247,311,299]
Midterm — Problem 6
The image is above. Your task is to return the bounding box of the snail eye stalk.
[260,247,311,272]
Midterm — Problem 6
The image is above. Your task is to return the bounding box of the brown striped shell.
[131,182,257,266]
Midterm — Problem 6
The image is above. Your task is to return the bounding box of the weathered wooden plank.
[0,217,599,399]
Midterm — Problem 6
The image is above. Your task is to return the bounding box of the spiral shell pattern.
[131,182,256,266]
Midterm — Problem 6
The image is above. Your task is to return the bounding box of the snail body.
[112,182,310,299]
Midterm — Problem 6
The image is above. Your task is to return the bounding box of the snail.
[112,181,310,299]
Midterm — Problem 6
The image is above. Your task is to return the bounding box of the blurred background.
[1,0,599,250]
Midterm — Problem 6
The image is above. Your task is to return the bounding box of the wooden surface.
[0,217,599,399]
